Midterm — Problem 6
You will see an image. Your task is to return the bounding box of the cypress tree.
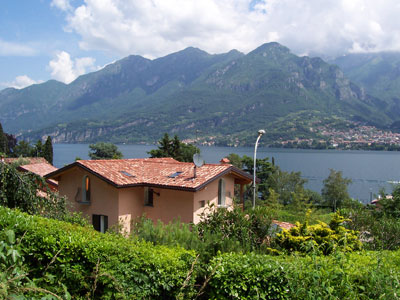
[0,123,8,155]
[43,136,53,164]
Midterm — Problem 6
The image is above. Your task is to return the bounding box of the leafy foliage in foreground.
[0,206,196,299]
[207,252,288,300]
[205,250,400,300]
[1,206,400,299]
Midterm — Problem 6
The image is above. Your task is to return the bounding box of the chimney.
[220,158,230,164]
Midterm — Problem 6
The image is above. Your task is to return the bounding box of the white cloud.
[0,39,37,56]
[51,0,72,11]
[3,75,43,89]
[48,51,96,84]
[58,0,400,58]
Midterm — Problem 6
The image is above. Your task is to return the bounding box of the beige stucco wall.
[117,187,145,234]
[193,174,235,224]
[58,167,119,228]
[143,188,194,224]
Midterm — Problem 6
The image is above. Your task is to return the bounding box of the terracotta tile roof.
[272,220,296,230]
[47,157,253,191]
[18,162,59,187]
[4,157,48,165]
[19,162,58,177]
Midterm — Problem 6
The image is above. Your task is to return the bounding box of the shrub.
[275,211,361,254]
[343,207,400,250]
[0,206,197,299]
[196,206,275,252]
[0,162,67,219]
[284,250,400,299]
[206,252,288,300]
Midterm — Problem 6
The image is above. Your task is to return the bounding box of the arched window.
[82,175,90,203]
[218,178,225,206]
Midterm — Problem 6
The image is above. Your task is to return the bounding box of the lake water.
[53,144,400,203]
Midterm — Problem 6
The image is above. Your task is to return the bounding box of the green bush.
[275,211,362,254]
[132,206,276,265]
[0,206,196,299]
[343,207,400,250]
[0,162,67,219]
[206,252,288,300]
[203,250,400,300]
[196,206,275,252]
[284,251,400,299]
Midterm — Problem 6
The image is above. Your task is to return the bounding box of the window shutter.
[93,214,100,231]
[218,179,226,206]
[103,215,108,232]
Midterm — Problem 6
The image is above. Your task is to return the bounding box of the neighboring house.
[371,194,393,207]
[46,157,253,233]
[3,157,58,191]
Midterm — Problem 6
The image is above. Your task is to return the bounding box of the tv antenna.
[193,153,204,167]
[193,153,204,178]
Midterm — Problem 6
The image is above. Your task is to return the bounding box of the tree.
[13,140,34,157]
[33,140,43,157]
[5,133,17,156]
[226,153,243,169]
[227,154,275,202]
[266,167,308,205]
[88,142,123,160]
[379,184,400,218]
[227,154,311,206]
[0,123,8,155]
[43,136,53,164]
[321,169,352,212]
[148,133,199,162]
[0,162,66,218]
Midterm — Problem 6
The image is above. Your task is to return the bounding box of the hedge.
[0,207,196,299]
[1,206,400,299]
[205,251,400,299]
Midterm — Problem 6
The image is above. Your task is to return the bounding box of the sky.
[1,0,400,90]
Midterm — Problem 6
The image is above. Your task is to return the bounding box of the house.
[371,194,393,208]
[45,157,253,233]
[3,157,58,191]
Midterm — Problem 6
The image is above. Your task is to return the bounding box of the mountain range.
[0,42,398,146]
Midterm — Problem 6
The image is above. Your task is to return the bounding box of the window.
[218,179,225,206]
[82,175,90,203]
[199,200,206,208]
[119,170,135,177]
[168,171,183,178]
[93,214,108,233]
[144,187,154,206]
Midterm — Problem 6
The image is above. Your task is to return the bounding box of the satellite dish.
[193,153,204,167]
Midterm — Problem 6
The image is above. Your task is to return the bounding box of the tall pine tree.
[43,136,53,164]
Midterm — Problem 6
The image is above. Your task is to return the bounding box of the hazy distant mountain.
[332,52,400,121]
[0,43,393,145]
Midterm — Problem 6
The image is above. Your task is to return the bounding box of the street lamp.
[253,129,266,209]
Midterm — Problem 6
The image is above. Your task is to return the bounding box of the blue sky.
[2,0,400,90]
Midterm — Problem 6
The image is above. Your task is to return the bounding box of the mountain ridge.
[0,42,395,146]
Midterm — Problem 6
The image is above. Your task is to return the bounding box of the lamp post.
[253,129,266,209]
